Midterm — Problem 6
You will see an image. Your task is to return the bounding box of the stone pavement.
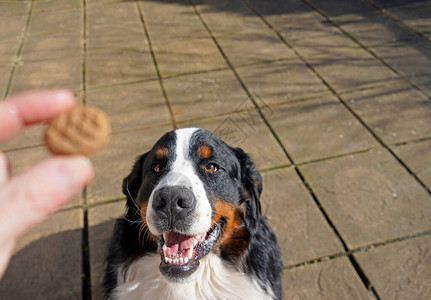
[0,0,431,299]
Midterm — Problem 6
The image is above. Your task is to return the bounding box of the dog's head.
[123,128,262,281]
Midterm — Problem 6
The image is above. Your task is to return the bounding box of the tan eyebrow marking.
[198,145,212,159]
[156,147,167,159]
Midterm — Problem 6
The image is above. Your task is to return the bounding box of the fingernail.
[50,90,75,107]
[7,103,17,115]
[54,90,74,102]
[58,156,94,192]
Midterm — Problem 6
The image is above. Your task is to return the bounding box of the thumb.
[0,156,94,240]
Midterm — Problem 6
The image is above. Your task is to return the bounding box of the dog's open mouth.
[157,219,224,280]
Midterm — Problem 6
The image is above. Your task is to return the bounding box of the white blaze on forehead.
[172,127,198,179]
[146,127,212,236]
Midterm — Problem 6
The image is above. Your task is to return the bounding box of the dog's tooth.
[179,258,183,264]
[187,248,193,259]
[162,244,167,256]
[173,258,178,264]
[184,257,189,264]
[193,239,198,246]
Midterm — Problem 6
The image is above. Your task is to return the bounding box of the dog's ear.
[122,152,149,216]
[232,148,263,229]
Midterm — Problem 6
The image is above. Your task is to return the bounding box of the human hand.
[0,90,94,278]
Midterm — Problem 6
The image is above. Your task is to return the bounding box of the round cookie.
[44,105,111,156]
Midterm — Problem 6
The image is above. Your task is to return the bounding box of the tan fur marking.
[198,145,212,159]
[156,147,167,159]
[139,201,157,245]
[212,199,245,244]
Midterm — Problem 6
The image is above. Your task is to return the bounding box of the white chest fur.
[112,254,272,300]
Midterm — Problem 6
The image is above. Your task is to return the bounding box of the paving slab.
[32,0,82,13]
[306,0,377,18]
[179,109,289,171]
[138,0,209,41]
[85,48,156,89]
[86,1,146,51]
[9,56,82,94]
[386,3,431,38]
[261,167,343,266]
[0,124,44,152]
[0,1,30,16]
[152,37,228,78]
[20,31,82,62]
[336,13,417,46]
[341,82,431,145]
[370,0,431,9]
[86,80,170,133]
[196,0,295,67]
[265,95,378,164]
[407,73,431,98]
[88,201,126,300]
[5,145,82,208]
[211,31,294,67]
[282,257,374,299]
[300,148,431,249]
[354,235,431,299]
[27,8,82,36]
[236,59,331,106]
[248,0,324,25]
[263,10,359,58]
[163,68,248,122]
[288,30,359,59]
[372,38,431,78]
[0,66,11,97]
[139,0,227,77]
[0,209,83,299]
[308,47,399,92]
[87,126,172,205]
[392,139,431,189]
[0,38,20,67]
[0,14,27,41]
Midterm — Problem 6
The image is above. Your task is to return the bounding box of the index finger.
[0,90,75,144]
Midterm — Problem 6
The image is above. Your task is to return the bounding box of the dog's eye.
[204,163,218,173]
[151,163,163,173]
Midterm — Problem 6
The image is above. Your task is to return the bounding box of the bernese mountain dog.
[104,128,282,299]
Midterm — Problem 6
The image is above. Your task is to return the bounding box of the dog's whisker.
[126,179,144,214]
[121,215,142,224]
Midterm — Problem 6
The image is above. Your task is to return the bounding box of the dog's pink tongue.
[164,232,195,257]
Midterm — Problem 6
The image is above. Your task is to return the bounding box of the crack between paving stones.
[364,0,431,46]
[284,229,431,270]
[392,136,431,147]
[82,188,92,300]
[81,0,92,299]
[3,0,35,99]
[136,1,177,129]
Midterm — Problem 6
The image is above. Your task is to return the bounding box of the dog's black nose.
[152,186,196,223]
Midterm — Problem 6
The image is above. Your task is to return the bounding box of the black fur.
[104,129,282,299]
[233,148,283,300]
[104,153,158,298]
